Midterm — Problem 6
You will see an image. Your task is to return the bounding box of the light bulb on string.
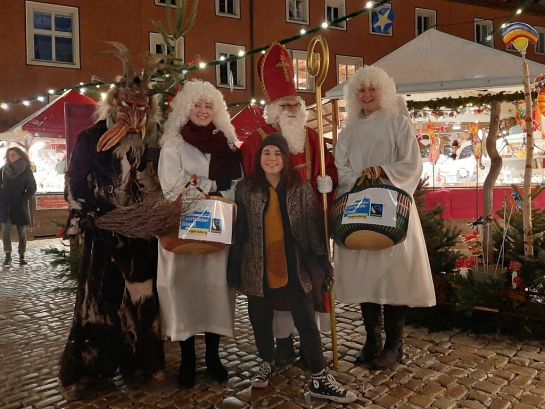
[22,100,30,106]
[198,62,207,69]
[300,29,306,35]
[321,22,329,29]
[1,103,8,110]
[48,89,55,95]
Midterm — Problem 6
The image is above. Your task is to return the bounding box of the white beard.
[276,110,307,154]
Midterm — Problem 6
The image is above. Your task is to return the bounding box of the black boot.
[274,334,296,366]
[3,253,11,266]
[178,337,196,388]
[371,305,404,370]
[205,332,228,382]
[19,253,27,265]
[355,303,382,364]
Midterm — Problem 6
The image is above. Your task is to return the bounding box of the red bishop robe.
[240,124,338,223]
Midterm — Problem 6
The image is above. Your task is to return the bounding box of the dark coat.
[229,178,328,298]
[0,164,37,225]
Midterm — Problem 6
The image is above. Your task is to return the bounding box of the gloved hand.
[316,175,333,194]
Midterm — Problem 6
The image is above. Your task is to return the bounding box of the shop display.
[28,140,67,194]
[421,131,545,187]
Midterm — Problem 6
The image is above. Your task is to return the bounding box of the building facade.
[1,0,545,130]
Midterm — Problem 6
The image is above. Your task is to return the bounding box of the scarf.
[182,121,242,183]
[265,186,289,289]
[3,160,27,180]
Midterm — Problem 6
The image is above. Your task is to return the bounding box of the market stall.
[0,90,96,236]
[325,29,545,220]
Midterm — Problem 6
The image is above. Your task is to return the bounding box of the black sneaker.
[3,254,11,266]
[309,373,357,403]
[251,361,274,388]
[19,258,27,266]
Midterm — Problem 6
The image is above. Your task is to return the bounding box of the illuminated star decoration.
[372,6,394,34]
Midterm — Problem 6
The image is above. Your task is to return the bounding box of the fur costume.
[59,43,164,397]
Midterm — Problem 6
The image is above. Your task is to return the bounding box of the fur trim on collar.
[161,79,239,149]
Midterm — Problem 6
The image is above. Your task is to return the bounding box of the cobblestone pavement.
[1,239,544,409]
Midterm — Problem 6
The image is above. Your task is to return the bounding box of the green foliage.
[151,0,199,108]
[42,246,79,282]
[493,207,545,297]
[448,272,506,316]
[414,179,462,274]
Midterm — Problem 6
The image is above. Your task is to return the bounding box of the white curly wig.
[161,79,238,149]
[344,65,398,126]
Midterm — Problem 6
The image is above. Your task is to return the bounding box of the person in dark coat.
[0,147,37,266]
[58,43,165,400]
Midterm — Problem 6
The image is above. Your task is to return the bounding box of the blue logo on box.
[180,210,212,232]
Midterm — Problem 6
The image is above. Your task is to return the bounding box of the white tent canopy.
[325,28,545,101]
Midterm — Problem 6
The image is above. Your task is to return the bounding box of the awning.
[325,28,545,100]
[2,90,96,142]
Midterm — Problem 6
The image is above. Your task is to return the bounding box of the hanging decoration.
[501,22,539,54]
[371,4,394,35]
[427,122,441,164]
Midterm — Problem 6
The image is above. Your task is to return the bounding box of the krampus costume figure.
[59,43,165,397]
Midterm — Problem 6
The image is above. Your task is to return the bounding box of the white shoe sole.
[251,380,269,388]
[309,391,357,403]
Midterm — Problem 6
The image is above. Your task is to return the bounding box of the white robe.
[157,136,237,341]
[333,109,436,307]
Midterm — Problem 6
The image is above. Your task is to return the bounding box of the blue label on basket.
[344,197,371,218]
[341,188,397,227]
[180,210,212,235]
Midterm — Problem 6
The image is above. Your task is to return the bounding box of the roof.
[4,90,96,141]
[325,28,545,101]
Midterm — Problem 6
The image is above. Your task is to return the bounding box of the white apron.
[157,136,237,341]
[333,110,436,307]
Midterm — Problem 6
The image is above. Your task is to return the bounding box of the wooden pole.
[306,35,338,369]
[522,58,534,256]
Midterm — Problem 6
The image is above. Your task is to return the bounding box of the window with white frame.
[369,3,394,36]
[149,32,184,63]
[215,43,245,89]
[325,0,346,30]
[291,50,314,91]
[536,26,545,54]
[286,0,309,24]
[336,55,363,84]
[216,0,240,18]
[475,19,493,47]
[25,1,80,68]
[415,8,436,36]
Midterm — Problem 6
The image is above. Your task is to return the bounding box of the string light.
[37,96,46,102]
[259,99,266,105]
[250,98,256,104]
[1,103,8,110]
[0,0,532,110]
[100,92,107,100]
